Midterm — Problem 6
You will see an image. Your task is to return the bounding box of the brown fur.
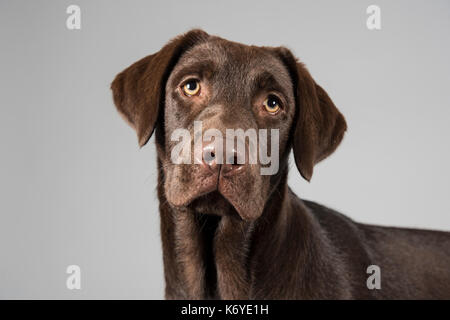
[111,29,450,299]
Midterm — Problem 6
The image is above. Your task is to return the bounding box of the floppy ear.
[275,48,347,181]
[111,29,209,147]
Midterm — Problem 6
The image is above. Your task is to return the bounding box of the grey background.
[1,0,449,299]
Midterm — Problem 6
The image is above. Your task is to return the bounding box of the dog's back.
[305,200,450,299]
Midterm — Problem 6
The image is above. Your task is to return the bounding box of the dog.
[111,29,450,299]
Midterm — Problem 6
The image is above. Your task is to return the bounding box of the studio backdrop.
[0,0,449,299]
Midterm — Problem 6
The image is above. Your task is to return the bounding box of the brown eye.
[182,79,200,96]
[263,95,281,113]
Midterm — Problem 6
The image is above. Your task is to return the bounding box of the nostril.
[203,149,216,164]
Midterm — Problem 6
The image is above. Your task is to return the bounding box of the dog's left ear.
[274,47,347,181]
[111,29,209,147]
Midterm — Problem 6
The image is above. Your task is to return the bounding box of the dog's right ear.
[111,29,209,147]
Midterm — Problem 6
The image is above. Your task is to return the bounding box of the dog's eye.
[182,79,201,96]
[263,95,281,114]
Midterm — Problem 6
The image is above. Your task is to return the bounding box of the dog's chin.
[188,191,240,218]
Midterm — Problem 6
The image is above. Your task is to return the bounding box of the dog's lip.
[169,177,261,221]
[169,174,219,208]
[217,183,246,220]
[177,188,217,208]
[167,166,256,220]
[170,178,236,213]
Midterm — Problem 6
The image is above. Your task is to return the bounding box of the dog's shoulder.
[301,199,373,255]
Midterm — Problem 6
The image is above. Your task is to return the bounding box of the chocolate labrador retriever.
[111,29,450,299]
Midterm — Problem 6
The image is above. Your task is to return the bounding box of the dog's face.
[111,30,346,221]
[162,38,296,220]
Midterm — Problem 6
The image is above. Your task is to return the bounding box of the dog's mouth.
[188,190,240,218]
[165,161,268,221]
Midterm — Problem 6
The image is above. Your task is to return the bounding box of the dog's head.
[111,29,346,221]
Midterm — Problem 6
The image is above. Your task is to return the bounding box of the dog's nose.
[202,143,243,176]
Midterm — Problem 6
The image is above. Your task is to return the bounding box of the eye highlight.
[181,79,201,96]
[263,95,281,114]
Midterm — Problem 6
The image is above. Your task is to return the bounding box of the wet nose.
[202,143,243,176]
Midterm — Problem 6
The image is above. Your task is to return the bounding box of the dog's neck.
[156,157,343,299]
